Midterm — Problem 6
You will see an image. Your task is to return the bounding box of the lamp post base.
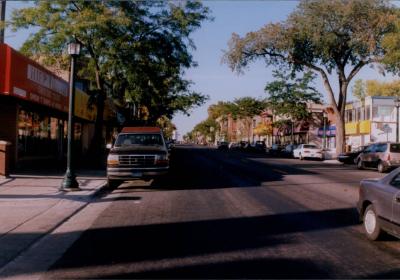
[60,169,80,191]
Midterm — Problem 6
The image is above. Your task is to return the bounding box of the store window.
[356,108,362,122]
[345,109,353,122]
[373,105,393,118]
[365,106,371,120]
[18,108,60,158]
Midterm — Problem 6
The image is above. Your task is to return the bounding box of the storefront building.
[0,43,115,170]
[345,96,398,149]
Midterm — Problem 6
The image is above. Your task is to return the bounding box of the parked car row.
[338,142,400,173]
[217,140,267,153]
[217,141,326,160]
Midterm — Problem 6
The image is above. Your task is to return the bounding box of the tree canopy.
[265,70,321,121]
[224,0,398,153]
[10,0,210,151]
[352,79,400,101]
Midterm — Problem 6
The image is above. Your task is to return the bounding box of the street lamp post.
[323,111,328,149]
[60,41,81,191]
[396,98,400,143]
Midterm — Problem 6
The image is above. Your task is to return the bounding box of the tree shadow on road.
[1,207,360,279]
[142,147,318,191]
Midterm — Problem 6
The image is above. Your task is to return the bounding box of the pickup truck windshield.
[115,134,164,146]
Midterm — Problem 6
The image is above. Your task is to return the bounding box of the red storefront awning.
[0,44,69,112]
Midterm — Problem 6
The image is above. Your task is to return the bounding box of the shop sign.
[359,120,371,134]
[0,44,69,112]
[27,64,68,97]
[75,88,96,121]
[345,122,359,135]
[318,125,336,137]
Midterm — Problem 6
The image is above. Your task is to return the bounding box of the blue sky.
[4,1,399,138]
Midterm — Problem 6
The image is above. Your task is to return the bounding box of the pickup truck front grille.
[119,155,156,167]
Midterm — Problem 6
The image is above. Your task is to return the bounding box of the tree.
[208,101,236,121]
[365,79,400,96]
[224,0,397,154]
[231,97,267,141]
[265,70,321,120]
[10,0,210,154]
[192,118,219,143]
[156,116,176,140]
[352,79,400,100]
[265,70,321,144]
[352,79,366,102]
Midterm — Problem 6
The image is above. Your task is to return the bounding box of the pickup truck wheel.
[107,179,121,189]
[357,159,364,170]
[363,205,382,241]
[377,161,386,173]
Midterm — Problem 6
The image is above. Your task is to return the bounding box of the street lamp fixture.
[60,40,81,191]
[67,41,81,56]
[395,97,400,143]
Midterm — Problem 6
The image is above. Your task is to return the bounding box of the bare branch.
[347,61,366,82]
[292,58,339,111]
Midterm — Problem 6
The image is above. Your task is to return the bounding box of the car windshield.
[115,134,163,146]
[303,145,317,149]
[390,144,400,153]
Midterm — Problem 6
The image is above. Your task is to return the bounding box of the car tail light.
[387,154,391,161]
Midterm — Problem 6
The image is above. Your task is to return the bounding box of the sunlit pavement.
[2,145,400,279]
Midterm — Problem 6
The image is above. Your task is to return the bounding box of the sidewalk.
[0,171,107,270]
[323,159,343,164]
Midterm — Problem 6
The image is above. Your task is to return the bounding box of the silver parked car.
[358,168,400,240]
[356,142,400,173]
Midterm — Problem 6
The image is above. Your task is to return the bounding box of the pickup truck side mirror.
[106,143,112,149]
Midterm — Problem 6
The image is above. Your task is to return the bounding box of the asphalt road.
[43,146,400,278]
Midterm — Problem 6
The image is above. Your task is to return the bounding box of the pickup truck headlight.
[155,154,169,165]
[107,154,119,166]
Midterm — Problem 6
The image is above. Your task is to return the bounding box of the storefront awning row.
[0,43,114,122]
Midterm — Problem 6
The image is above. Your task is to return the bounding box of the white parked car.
[293,144,323,160]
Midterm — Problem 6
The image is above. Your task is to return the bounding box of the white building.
[345,96,400,149]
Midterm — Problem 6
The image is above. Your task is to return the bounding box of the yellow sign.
[345,122,358,135]
[359,120,371,134]
[74,89,96,121]
[345,103,353,110]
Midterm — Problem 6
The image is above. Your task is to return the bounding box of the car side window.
[390,174,400,188]
[364,145,375,153]
[375,143,387,153]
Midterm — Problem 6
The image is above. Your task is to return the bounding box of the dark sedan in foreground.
[357,168,400,240]
[338,145,368,164]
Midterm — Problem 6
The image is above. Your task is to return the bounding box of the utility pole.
[0,0,6,44]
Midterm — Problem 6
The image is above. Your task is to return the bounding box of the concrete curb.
[323,159,343,164]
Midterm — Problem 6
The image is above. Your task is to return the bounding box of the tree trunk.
[93,94,105,148]
[335,113,345,155]
[88,69,106,165]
